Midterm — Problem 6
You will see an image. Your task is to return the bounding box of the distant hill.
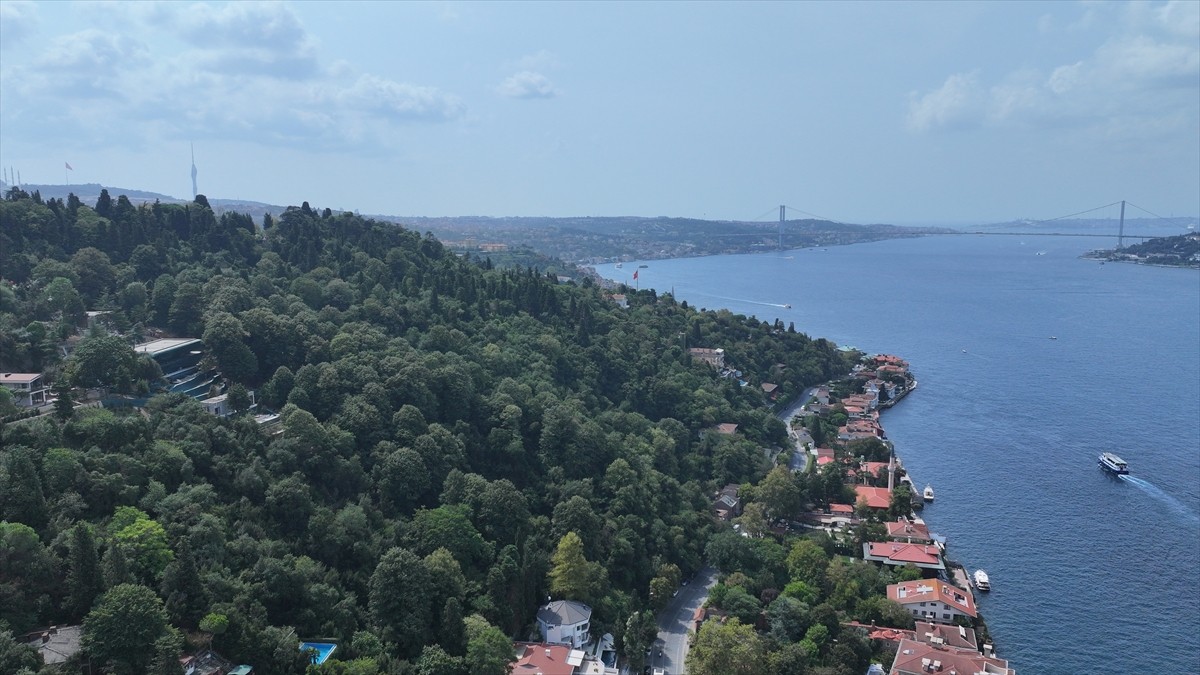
[1,180,953,262]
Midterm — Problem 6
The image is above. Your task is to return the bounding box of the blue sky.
[1,1,1196,224]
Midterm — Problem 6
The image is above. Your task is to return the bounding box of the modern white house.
[1,373,49,407]
[536,600,592,649]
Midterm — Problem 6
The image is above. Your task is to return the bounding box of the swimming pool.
[299,642,336,664]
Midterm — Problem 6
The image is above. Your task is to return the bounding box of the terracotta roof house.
[536,600,592,649]
[912,621,978,651]
[714,423,739,435]
[761,382,779,399]
[855,485,892,510]
[885,519,932,543]
[829,503,855,516]
[889,638,1014,675]
[512,642,584,675]
[887,580,976,625]
[863,542,945,570]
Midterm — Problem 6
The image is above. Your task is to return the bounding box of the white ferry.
[1098,452,1129,475]
[973,569,991,592]
[923,485,935,502]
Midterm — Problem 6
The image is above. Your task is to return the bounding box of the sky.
[1,0,1197,224]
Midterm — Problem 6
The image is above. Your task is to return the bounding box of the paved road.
[651,565,717,675]
[779,387,817,473]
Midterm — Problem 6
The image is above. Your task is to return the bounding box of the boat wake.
[691,291,791,310]
[1119,475,1200,526]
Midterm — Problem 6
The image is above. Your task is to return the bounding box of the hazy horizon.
[1,1,1197,224]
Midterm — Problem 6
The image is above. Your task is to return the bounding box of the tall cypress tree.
[1,447,47,530]
[161,539,205,628]
[67,523,103,620]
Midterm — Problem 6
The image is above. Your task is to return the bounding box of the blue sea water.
[597,230,1200,672]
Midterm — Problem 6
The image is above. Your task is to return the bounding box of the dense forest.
[0,188,902,674]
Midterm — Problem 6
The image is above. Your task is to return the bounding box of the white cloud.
[907,1,1199,140]
[327,74,466,122]
[497,70,558,99]
[1,1,466,152]
[0,1,37,49]
[906,72,984,132]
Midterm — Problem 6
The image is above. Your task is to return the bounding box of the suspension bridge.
[751,200,1189,248]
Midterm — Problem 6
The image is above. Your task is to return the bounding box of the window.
[943,613,951,620]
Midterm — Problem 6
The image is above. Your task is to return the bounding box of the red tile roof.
[855,486,892,509]
[885,520,931,541]
[889,639,1012,675]
[513,643,576,675]
[715,423,738,435]
[887,579,976,617]
[830,503,855,514]
[865,542,942,566]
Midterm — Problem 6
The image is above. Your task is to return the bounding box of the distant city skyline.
[1,1,1196,224]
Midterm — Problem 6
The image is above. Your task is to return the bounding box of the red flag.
[633,269,639,280]
[65,162,73,171]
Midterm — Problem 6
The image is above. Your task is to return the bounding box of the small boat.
[783,304,792,309]
[1098,452,1130,475]
[615,262,623,268]
[1048,336,1057,340]
[973,569,991,592]
[923,485,935,502]
[638,264,649,268]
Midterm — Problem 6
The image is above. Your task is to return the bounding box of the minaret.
[191,143,199,198]
[887,450,895,491]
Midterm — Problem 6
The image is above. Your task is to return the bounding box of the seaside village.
[3,316,1011,674]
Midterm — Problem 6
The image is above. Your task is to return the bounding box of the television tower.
[190,143,199,198]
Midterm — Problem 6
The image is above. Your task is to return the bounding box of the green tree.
[102,543,134,588]
[368,547,431,658]
[548,531,601,602]
[52,379,75,420]
[0,629,42,673]
[463,614,515,675]
[110,509,174,584]
[67,523,103,620]
[759,466,802,521]
[1,447,48,529]
[65,334,138,391]
[227,383,252,416]
[0,521,58,630]
[83,584,170,673]
[415,644,467,675]
[161,539,206,627]
[686,619,767,675]
[622,610,658,670]
[786,539,828,589]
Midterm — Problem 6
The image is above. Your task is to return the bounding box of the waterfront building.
[887,579,976,625]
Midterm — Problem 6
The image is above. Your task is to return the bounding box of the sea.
[596,227,1200,673]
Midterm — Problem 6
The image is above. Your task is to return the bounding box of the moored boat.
[974,569,990,591]
[923,485,934,502]
[1098,452,1129,475]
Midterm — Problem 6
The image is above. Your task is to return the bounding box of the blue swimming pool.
[299,642,336,664]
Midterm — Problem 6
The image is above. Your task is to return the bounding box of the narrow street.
[650,565,717,675]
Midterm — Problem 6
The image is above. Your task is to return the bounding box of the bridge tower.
[779,205,785,249]
[1117,200,1126,249]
